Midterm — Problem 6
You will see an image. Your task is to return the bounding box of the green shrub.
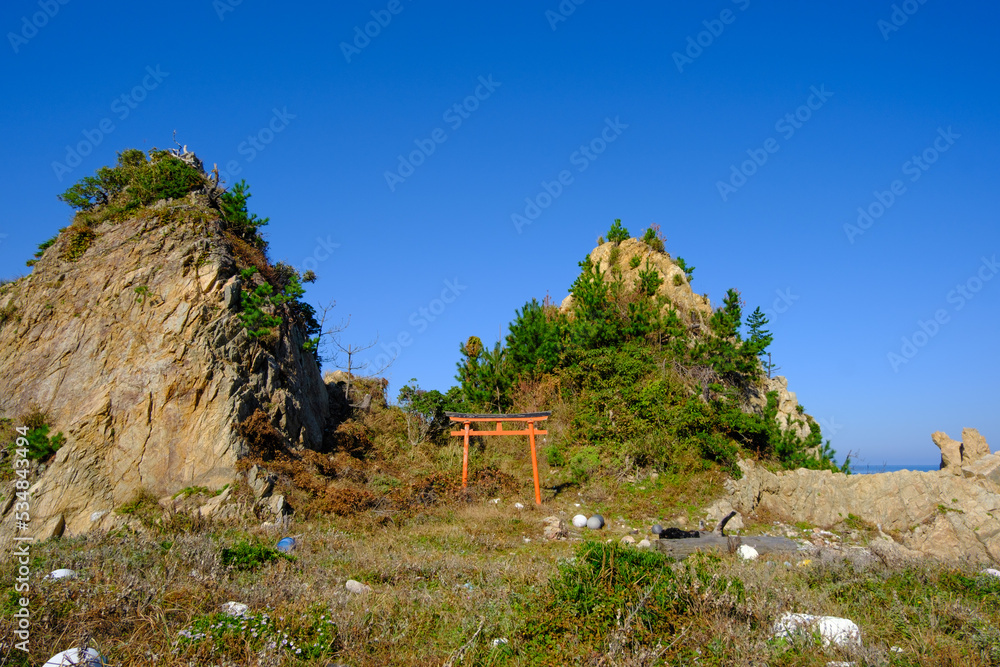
[568,446,601,484]
[606,218,629,244]
[628,255,641,269]
[675,256,695,282]
[672,273,684,286]
[219,539,293,571]
[641,224,666,253]
[636,258,663,296]
[24,424,65,461]
[61,228,96,261]
[219,180,268,248]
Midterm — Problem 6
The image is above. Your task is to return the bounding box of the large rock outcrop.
[933,427,992,473]
[725,429,1000,563]
[0,194,328,543]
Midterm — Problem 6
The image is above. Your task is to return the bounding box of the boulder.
[345,579,372,595]
[933,431,965,471]
[772,613,861,648]
[962,452,1000,490]
[963,427,991,462]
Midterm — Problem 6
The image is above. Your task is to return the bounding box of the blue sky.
[2,0,997,466]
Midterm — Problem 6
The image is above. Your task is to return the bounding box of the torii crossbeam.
[445,411,552,505]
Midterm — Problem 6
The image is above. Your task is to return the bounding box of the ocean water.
[849,463,940,475]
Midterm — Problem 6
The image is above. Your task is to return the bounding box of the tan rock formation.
[934,428,992,472]
[0,195,328,545]
[725,459,1000,563]
[558,237,713,322]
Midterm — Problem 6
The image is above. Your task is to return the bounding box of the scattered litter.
[797,559,812,567]
[43,648,106,666]
[222,601,249,617]
[572,514,588,528]
[737,544,759,561]
[45,569,77,580]
[489,498,500,504]
[345,579,372,595]
[276,537,296,553]
[772,612,861,648]
[574,503,581,507]
[491,638,509,648]
[982,568,1000,579]
[890,646,904,653]
[587,514,605,530]
[514,502,524,510]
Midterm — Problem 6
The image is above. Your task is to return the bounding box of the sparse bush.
[606,218,629,244]
[61,228,96,261]
[237,409,284,460]
[219,539,293,571]
[628,255,641,268]
[641,223,666,253]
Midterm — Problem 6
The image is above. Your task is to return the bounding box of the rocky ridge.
[0,194,328,544]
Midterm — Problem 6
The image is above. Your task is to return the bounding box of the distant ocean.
[850,463,939,475]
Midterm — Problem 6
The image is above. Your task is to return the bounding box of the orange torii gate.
[445,411,551,505]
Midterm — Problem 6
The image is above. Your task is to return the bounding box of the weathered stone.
[723,459,1000,563]
[36,513,65,541]
[0,199,330,548]
[198,486,232,518]
[933,431,964,472]
[345,579,372,595]
[542,515,568,540]
[246,465,275,499]
[962,427,991,462]
[962,452,1000,490]
[222,277,241,311]
[772,613,861,648]
[869,537,923,567]
[705,500,744,531]
[621,535,636,545]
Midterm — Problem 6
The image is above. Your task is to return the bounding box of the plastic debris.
[222,601,249,617]
[276,537,296,553]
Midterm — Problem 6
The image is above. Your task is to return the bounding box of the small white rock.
[982,568,1000,579]
[737,544,759,561]
[222,601,249,617]
[772,613,861,648]
[44,649,106,666]
[45,568,77,580]
[620,535,636,545]
[572,514,588,528]
[491,638,509,648]
[637,539,651,549]
[345,579,372,595]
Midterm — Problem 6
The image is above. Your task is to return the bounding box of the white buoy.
[572,514,588,527]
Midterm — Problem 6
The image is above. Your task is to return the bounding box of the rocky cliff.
[722,429,1000,563]
[0,191,328,543]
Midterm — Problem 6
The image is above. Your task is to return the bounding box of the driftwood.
[652,533,798,560]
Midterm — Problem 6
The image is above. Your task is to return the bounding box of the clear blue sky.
[2,1,997,466]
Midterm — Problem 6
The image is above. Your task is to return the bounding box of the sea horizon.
[848,463,940,475]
